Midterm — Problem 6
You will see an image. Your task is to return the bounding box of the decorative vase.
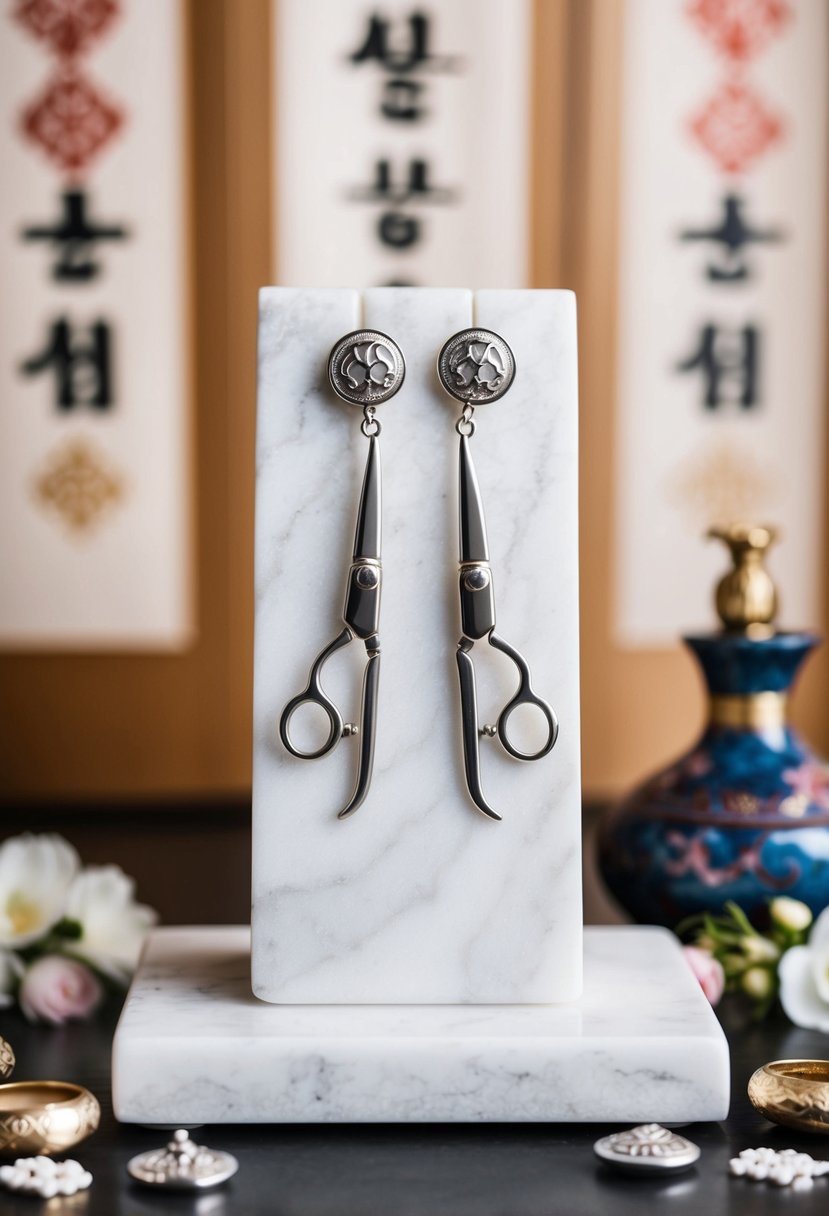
[598,524,829,928]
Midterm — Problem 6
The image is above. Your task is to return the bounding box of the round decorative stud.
[354,565,379,590]
[463,567,491,592]
[127,1129,239,1191]
[593,1123,701,1174]
[437,328,516,405]
[328,330,405,408]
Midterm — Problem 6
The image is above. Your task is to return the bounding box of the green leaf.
[52,918,83,941]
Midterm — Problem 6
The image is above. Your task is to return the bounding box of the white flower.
[0,835,79,948]
[779,907,829,1031]
[770,897,813,934]
[743,935,780,964]
[742,966,774,1000]
[65,866,157,981]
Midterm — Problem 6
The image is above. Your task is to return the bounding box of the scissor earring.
[279,330,405,819]
[437,329,559,821]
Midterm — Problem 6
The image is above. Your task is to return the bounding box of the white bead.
[779,1148,797,1157]
[729,1159,747,1175]
[793,1175,814,1192]
[772,1169,793,1187]
[739,1148,758,1160]
[752,1165,769,1180]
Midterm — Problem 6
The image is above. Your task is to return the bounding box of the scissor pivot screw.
[342,723,360,738]
[480,723,498,738]
[463,567,491,592]
[354,565,379,590]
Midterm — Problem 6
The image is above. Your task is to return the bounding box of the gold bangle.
[0,1037,14,1080]
[0,1081,100,1155]
[748,1059,829,1134]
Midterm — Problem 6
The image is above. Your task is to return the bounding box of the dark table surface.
[0,803,824,1213]
[1,995,829,1216]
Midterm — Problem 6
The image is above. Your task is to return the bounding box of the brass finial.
[707,523,778,637]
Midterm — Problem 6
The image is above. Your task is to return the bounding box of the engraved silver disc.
[437,328,515,405]
[328,330,405,407]
[127,1129,239,1190]
[593,1124,701,1174]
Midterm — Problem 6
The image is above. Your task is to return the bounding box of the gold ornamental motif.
[671,441,775,534]
[0,1037,14,1079]
[35,439,123,533]
[748,1060,829,1134]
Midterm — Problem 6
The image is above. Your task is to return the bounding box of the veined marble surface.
[112,926,730,1124]
[252,288,582,1003]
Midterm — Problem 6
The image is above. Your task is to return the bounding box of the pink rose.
[19,956,103,1025]
[683,945,725,1006]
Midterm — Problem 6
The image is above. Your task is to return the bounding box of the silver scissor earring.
[279,330,405,819]
[437,328,559,821]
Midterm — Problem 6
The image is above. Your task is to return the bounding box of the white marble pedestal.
[112,926,730,1125]
[253,288,582,1005]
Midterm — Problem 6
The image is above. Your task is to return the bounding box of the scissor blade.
[338,650,380,819]
[456,639,502,821]
[352,435,381,561]
[458,435,489,563]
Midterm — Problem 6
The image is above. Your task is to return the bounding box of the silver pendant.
[127,1129,239,1190]
[593,1123,701,1174]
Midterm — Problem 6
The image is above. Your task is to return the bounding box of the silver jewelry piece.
[593,1123,701,1174]
[438,328,516,405]
[127,1128,239,1190]
[437,328,558,821]
[329,329,406,408]
[279,330,405,819]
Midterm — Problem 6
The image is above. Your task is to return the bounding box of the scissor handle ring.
[488,631,559,762]
[497,692,559,762]
[279,690,343,760]
[278,627,353,760]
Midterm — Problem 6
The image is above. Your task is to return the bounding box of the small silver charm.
[437,328,515,405]
[127,1128,239,1190]
[593,1124,701,1174]
[329,330,405,407]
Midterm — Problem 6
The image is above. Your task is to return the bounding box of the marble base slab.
[112,926,730,1125]
[252,288,582,1004]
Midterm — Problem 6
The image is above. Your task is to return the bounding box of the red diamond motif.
[690,79,783,175]
[21,67,124,173]
[687,0,791,62]
[14,0,119,58]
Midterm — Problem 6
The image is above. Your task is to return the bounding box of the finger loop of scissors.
[489,632,559,762]
[278,627,352,759]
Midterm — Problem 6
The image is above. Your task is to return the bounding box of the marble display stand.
[252,288,582,1004]
[113,926,730,1124]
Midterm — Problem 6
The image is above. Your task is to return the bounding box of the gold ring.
[0,1081,100,1155]
[748,1060,829,1134]
[0,1038,14,1080]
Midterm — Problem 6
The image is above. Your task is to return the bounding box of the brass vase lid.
[708,523,778,638]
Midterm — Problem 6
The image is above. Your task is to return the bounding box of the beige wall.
[1,0,826,804]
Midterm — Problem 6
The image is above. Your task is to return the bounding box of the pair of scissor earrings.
[279,328,558,822]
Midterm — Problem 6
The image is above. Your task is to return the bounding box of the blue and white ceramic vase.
[599,525,829,928]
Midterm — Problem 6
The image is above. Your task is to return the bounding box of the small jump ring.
[361,416,381,437]
[455,416,475,437]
